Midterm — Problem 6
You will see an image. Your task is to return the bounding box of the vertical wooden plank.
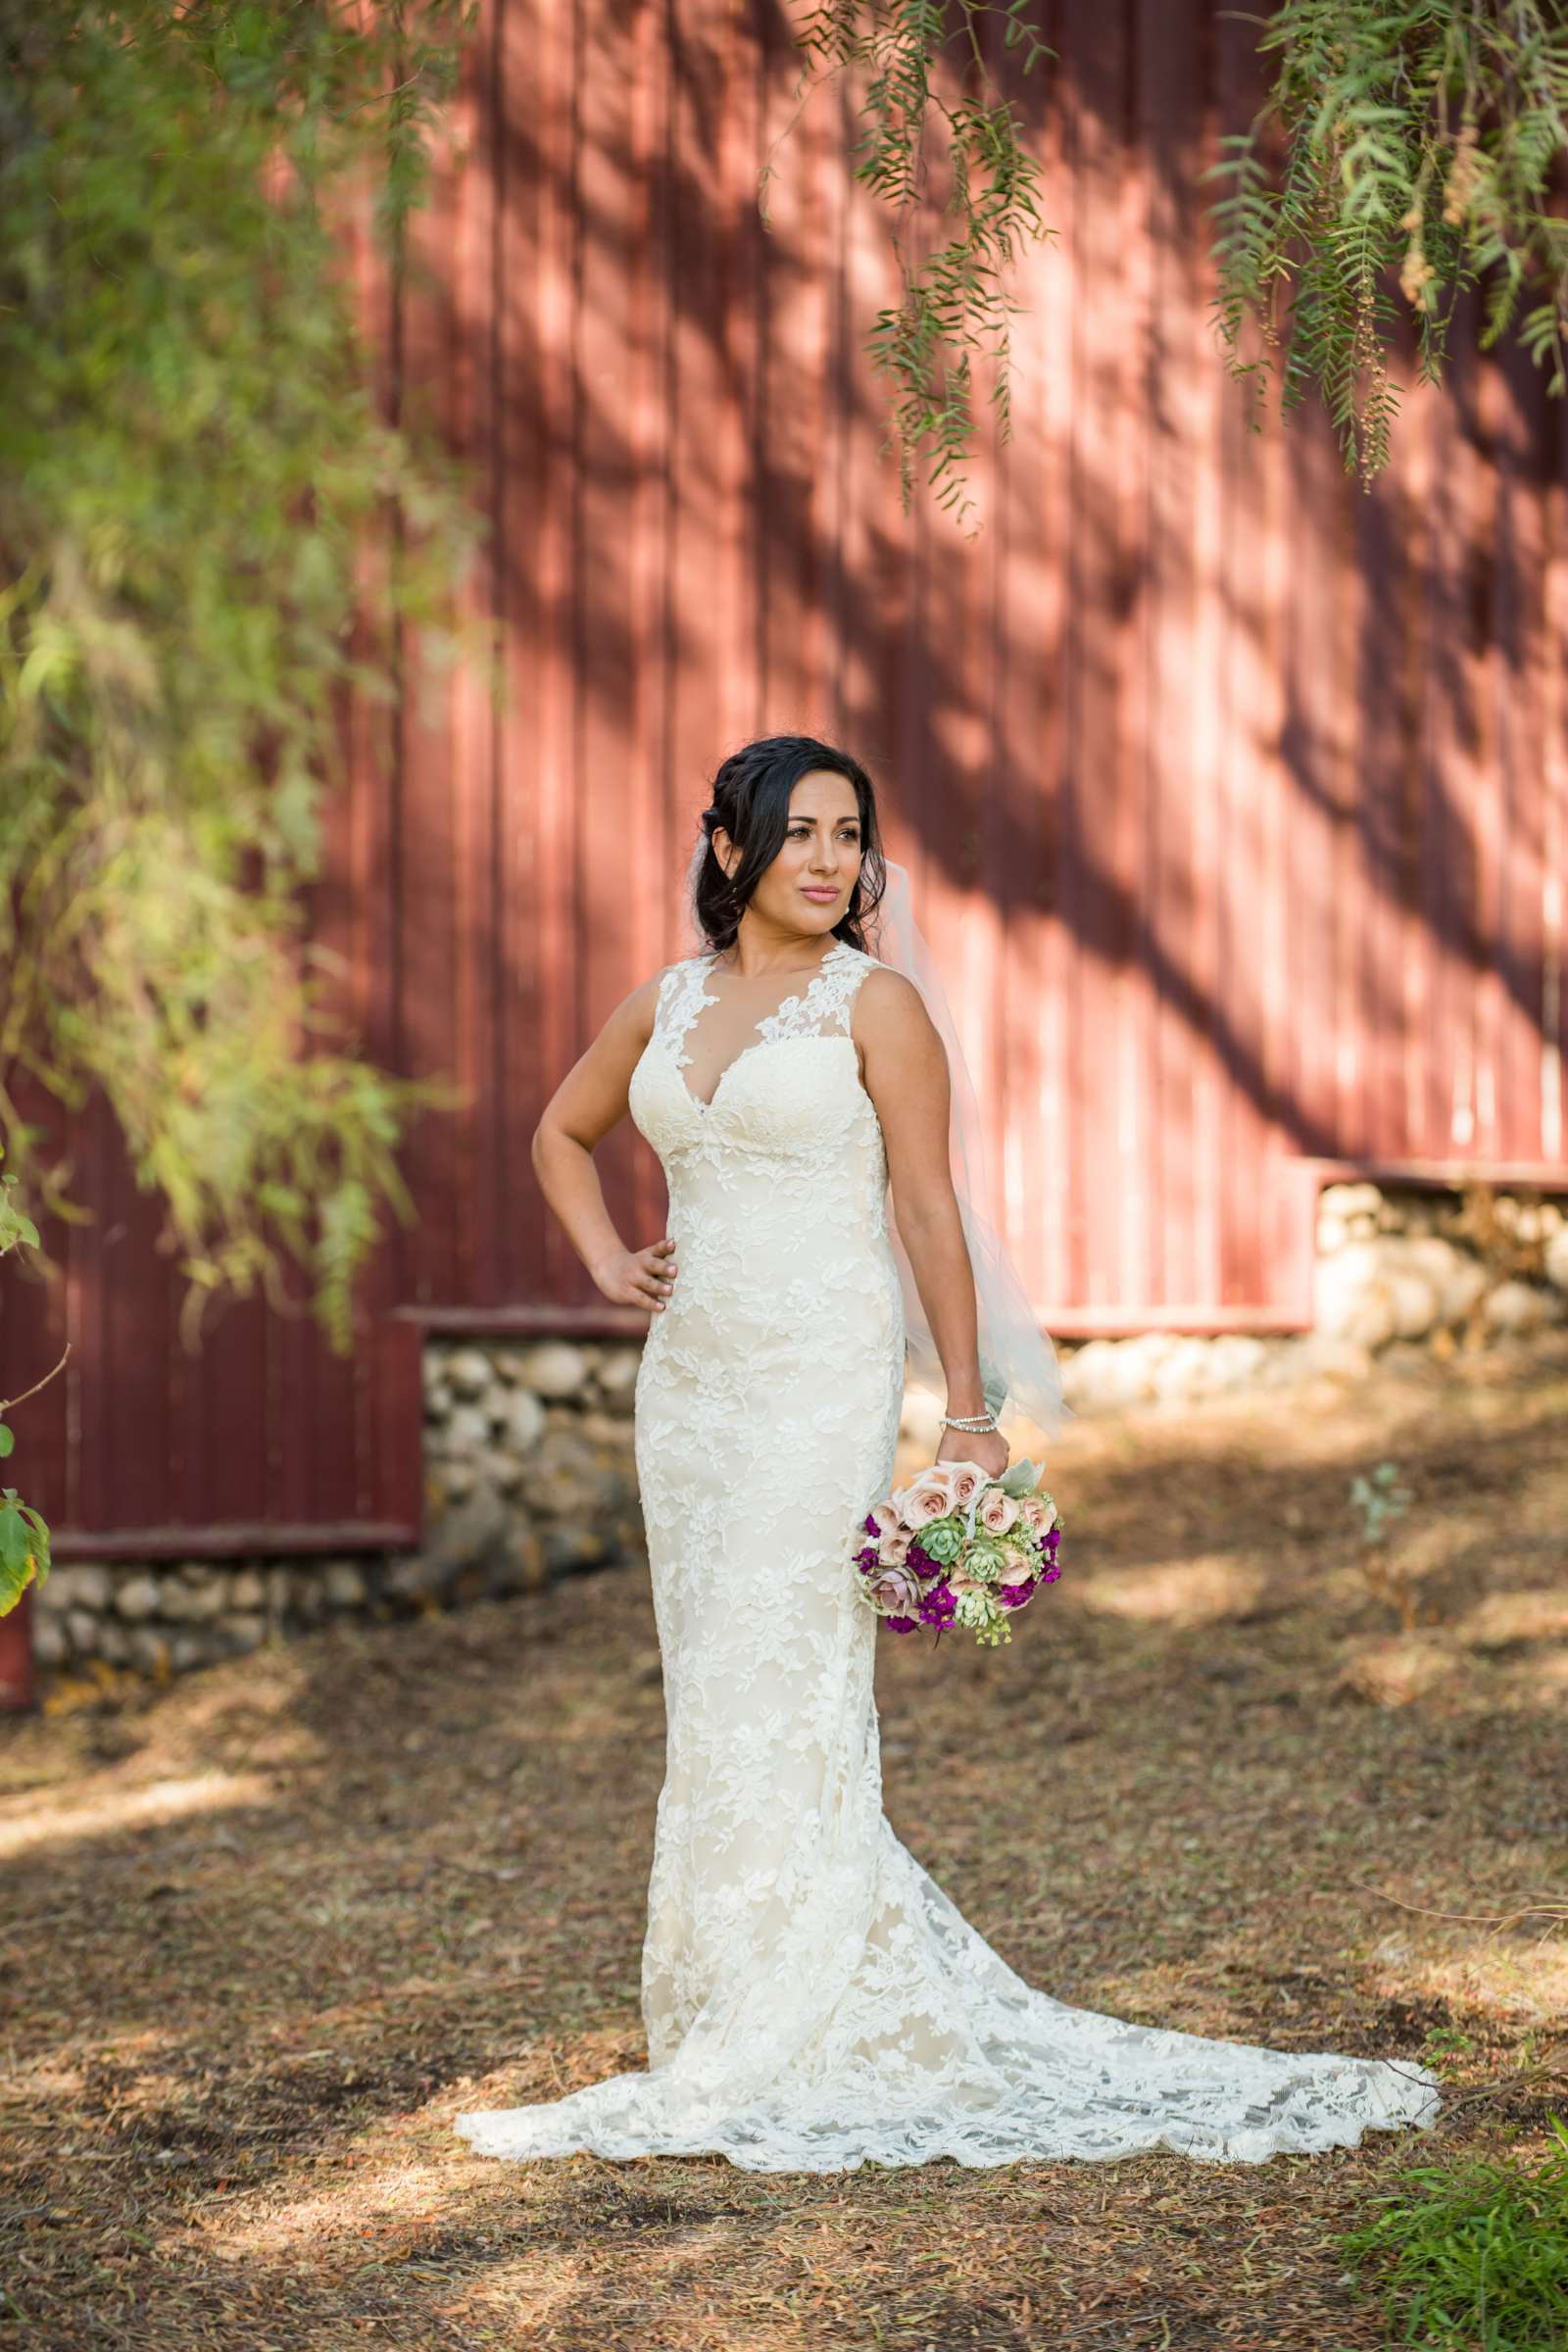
[91,1105,170,1532]
[1400,361,1441,1155]
[1351,298,1422,1164]
[392,74,465,1309]
[579,0,691,1265]
[1063,0,1142,1315]
[988,0,1049,1322]
[1279,407,1344,1159]
[715,0,761,757]
[270,1272,318,1529]
[337,152,416,1526]
[754,0,839,736]
[577,0,648,1038]
[1487,335,1548,1165]
[1469,342,1506,1160]
[888,141,933,938]
[270,755,324,1529]
[1214,11,1292,1308]
[366,1311,425,1538]
[302,173,390,1526]
[1326,457,1363,1162]
[822,69,856,736]
[968,0,1054,1322]
[183,1299,271,1532]
[1029,5,1075,1318]
[0,1583,32,1712]
[1390,381,1431,1166]
[837,8,913,890]
[664,0,753,964]
[0,1106,57,1696]
[1109,10,1157,1315]
[1426,294,1484,1157]
[505,0,580,1301]
[450,2,503,1298]
[1135,0,1228,1318]
[1053,21,1089,1315]
[1540,393,1568,1164]
[0,1071,71,1532]
[67,1092,108,1531]
[625,0,675,1266]
[916,17,999,1251]
[495,0,546,1299]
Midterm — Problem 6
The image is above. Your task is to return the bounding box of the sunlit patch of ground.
[0,1768,279,1862]
[1071,1552,1267,1625]
[2,1331,1565,2349]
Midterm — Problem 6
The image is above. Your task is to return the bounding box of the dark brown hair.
[690,735,887,953]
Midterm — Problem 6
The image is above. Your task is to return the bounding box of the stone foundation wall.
[32,1178,1568,1683]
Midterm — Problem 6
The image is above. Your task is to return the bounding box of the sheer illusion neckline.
[677,938,856,1114]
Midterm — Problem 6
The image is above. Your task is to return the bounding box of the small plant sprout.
[1349,1460,1414,1545]
[1348,1461,1426,1633]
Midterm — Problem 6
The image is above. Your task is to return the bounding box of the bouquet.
[853,1456,1063,1647]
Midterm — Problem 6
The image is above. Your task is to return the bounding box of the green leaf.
[0,1474,50,1609]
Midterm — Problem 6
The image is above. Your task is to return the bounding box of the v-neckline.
[677,939,852,1115]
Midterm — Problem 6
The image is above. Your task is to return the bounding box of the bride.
[454,734,1442,2173]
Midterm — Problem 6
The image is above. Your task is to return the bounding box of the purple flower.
[863,1512,881,1537]
[1039,1561,1062,1584]
[883,1613,918,1634]
[997,1578,1036,1609]
[916,1579,957,1628]
[906,1541,935,1577]
[856,1544,880,1574]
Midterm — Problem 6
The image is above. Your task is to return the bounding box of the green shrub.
[1340,2117,1568,2350]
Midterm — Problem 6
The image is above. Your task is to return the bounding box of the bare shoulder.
[853,956,935,1039]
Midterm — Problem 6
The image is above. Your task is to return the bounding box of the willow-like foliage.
[783,3,1568,510]
[1204,1,1567,483]
[0,1,479,1356]
[774,0,1056,534]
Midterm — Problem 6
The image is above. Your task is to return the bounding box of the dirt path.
[3,1337,1565,2350]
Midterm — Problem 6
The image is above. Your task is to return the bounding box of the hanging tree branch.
[779,2,1568,515]
[769,0,1057,536]
[0,1,480,1354]
[1208,0,1568,486]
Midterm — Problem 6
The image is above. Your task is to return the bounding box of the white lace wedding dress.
[453,937,1443,2172]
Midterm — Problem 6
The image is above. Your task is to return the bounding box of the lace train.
[454,1808,1441,2170]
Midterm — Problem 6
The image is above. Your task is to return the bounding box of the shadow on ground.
[2,1335,1565,2350]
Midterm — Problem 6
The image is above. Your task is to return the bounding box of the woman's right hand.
[593,1236,677,1313]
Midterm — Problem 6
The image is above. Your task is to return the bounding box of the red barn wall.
[8,0,1565,1555]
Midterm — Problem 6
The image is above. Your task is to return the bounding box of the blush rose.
[978,1489,1020,1537]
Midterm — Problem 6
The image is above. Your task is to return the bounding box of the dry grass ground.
[3,1334,1566,2351]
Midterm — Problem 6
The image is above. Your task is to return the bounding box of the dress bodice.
[627,936,899,1345]
[629,939,880,1164]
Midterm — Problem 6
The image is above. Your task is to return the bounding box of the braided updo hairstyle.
[690,734,888,954]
